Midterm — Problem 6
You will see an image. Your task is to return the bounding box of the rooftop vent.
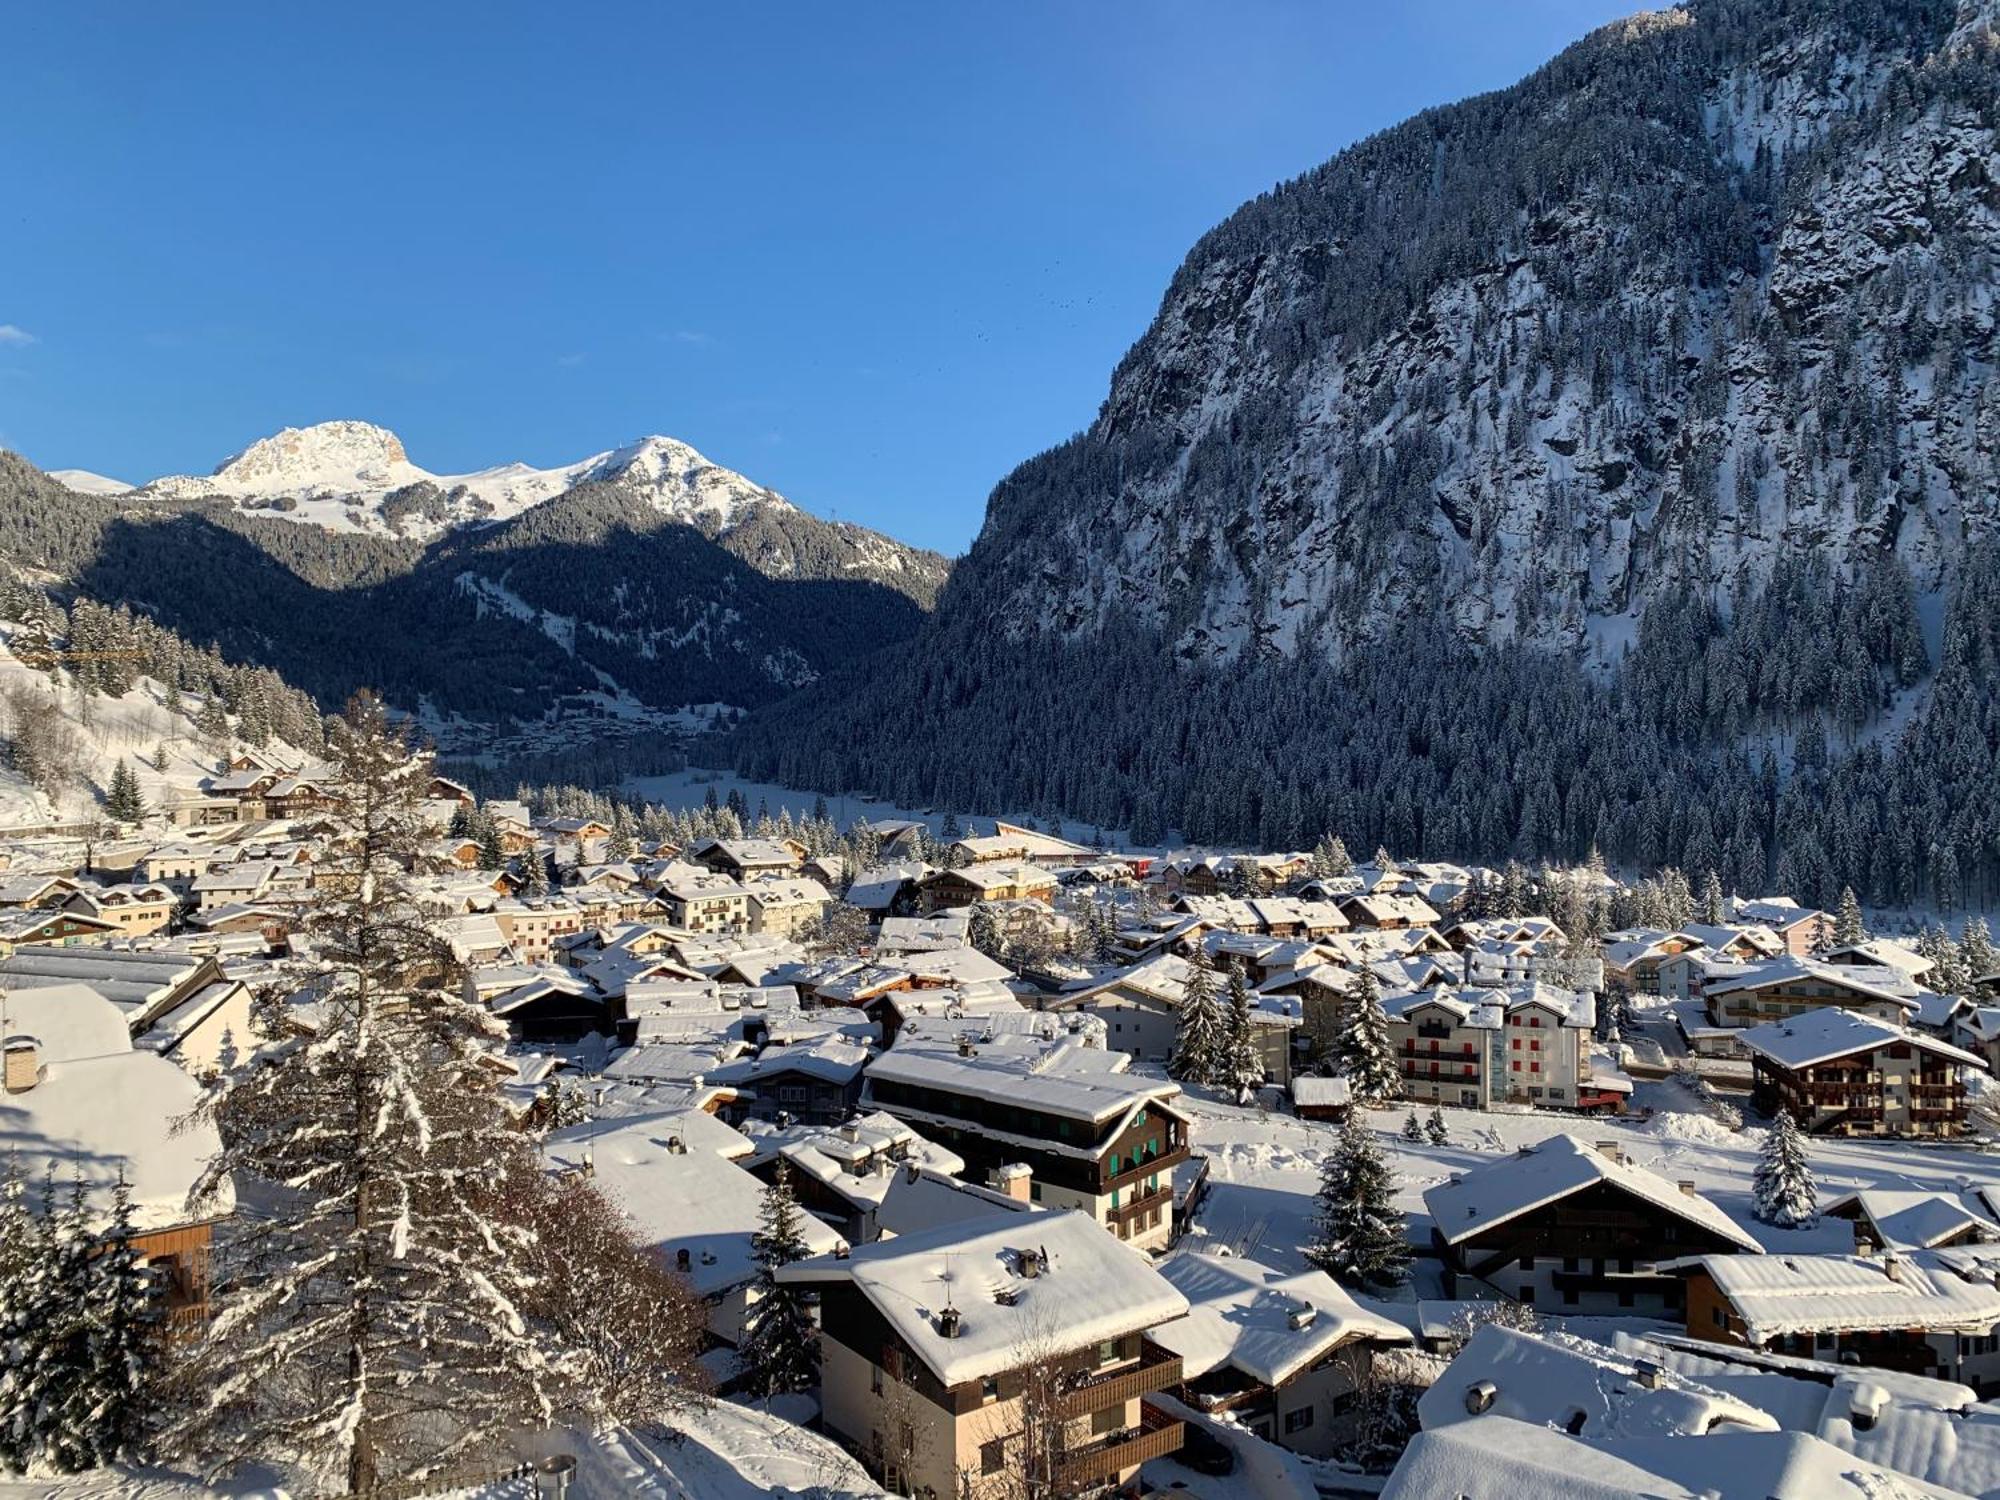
[1287,1304,1318,1332]
[1465,1379,1497,1415]
[938,1306,962,1339]
[1849,1383,1888,1432]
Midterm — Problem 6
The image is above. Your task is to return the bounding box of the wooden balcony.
[1056,1401,1183,1491]
[1107,1185,1173,1233]
[1058,1341,1183,1420]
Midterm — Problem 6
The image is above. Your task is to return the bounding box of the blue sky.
[0,1,1635,554]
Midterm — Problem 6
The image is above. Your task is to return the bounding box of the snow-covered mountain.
[956,0,1998,668]
[46,468,134,496]
[138,420,801,541]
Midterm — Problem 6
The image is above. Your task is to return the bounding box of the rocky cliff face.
[960,0,1997,667]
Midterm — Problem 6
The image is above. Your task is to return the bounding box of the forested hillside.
[733,0,2000,910]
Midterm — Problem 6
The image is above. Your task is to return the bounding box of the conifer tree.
[1833,885,1866,947]
[606,805,636,862]
[1168,948,1224,1086]
[968,903,1004,959]
[1964,916,1996,987]
[1401,1110,1422,1142]
[1221,959,1263,1103]
[1305,1115,1411,1288]
[473,812,505,872]
[163,694,571,1492]
[80,1174,152,1467]
[1337,967,1402,1107]
[741,1162,820,1398]
[1425,1106,1450,1146]
[1752,1108,1818,1229]
[1699,868,1725,926]
[104,760,145,824]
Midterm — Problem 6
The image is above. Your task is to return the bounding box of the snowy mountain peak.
[210,419,414,491]
[137,422,795,539]
[48,468,134,496]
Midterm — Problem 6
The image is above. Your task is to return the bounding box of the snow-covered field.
[1177,1076,1997,1293]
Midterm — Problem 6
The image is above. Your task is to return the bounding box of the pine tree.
[162,694,574,1492]
[968,903,1004,959]
[606,805,636,862]
[1833,886,1866,947]
[104,760,145,824]
[741,1162,820,1398]
[79,1174,151,1467]
[1425,1106,1449,1146]
[1964,916,1996,987]
[0,1162,37,1472]
[1699,868,1725,926]
[1752,1108,1818,1228]
[1168,948,1224,1086]
[1337,967,1402,1107]
[1401,1110,1422,1142]
[194,695,231,758]
[473,812,505,872]
[1305,1115,1411,1288]
[1221,960,1263,1104]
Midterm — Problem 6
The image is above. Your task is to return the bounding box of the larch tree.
[163,693,572,1493]
[1168,948,1224,1087]
[1752,1108,1819,1229]
[741,1162,821,1399]
[1305,1116,1411,1288]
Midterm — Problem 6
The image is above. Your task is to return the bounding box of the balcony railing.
[1057,1342,1183,1420]
[1056,1401,1184,1491]
[1107,1186,1173,1230]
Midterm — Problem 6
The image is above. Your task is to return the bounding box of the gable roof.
[1737,1009,1984,1071]
[1151,1251,1409,1387]
[1423,1135,1760,1252]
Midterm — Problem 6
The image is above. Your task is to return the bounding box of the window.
[981,1376,999,1403]
[1092,1403,1124,1436]
[1098,1339,1120,1365]
[981,1440,1004,1475]
[1284,1406,1315,1434]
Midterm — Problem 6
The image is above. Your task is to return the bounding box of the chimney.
[3,1036,41,1094]
[675,1248,691,1273]
[1678,1181,1697,1197]
[1017,1247,1043,1279]
[958,1036,975,1057]
[904,1161,922,1185]
[1287,1303,1318,1332]
[938,1306,962,1339]
[1595,1140,1623,1165]
[991,1163,1033,1202]
[1883,1252,1906,1284]
[1633,1358,1662,1389]
[1849,1383,1887,1432]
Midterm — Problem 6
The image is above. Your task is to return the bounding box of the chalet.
[0,873,82,909]
[0,906,122,952]
[918,861,1058,912]
[741,1111,967,1244]
[1337,892,1441,931]
[877,913,972,954]
[950,820,1100,869]
[778,1211,1189,1499]
[64,881,178,936]
[487,970,608,1043]
[1729,897,1833,957]
[689,836,805,880]
[1703,956,1924,1029]
[1957,1004,2000,1073]
[490,898,590,964]
[1059,954,1301,1084]
[863,1015,1191,1250]
[0,946,234,1034]
[191,859,280,912]
[1424,1136,1761,1315]
[1600,929,1706,994]
[426,774,476,805]
[0,984,232,1336]
[543,1107,844,1347]
[1291,1074,1351,1122]
[1740,1009,1983,1138]
[1152,1252,1410,1456]
[1384,982,1607,1112]
[1677,923,1788,963]
[708,1036,874,1125]
[743,876,831,938]
[655,867,753,934]
[1682,1250,2000,1385]
[262,774,340,820]
[1823,1192,1994,1253]
[1823,938,1936,983]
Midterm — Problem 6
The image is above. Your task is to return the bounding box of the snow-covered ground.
[1176,1075,1994,1293]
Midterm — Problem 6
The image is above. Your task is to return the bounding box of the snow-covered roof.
[778,1209,1187,1386]
[874,1164,1039,1239]
[1698,1250,2000,1342]
[1825,1191,1994,1251]
[1290,1075,1351,1108]
[1423,1135,1761,1251]
[0,946,218,1023]
[1381,1416,1962,1500]
[707,1035,872,1088]
[866,1015,1179,1128]
[743,1112,965,1211]
[1737,1009,1985,1071]
[1418,1326,1776,1440]
[876,913,971,954]
[1151,1252,1409,1387]
[0,987,231,1233]
[1705,955,1927,1010]
[0,982,131,1064]
[542,1109,840,1297]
